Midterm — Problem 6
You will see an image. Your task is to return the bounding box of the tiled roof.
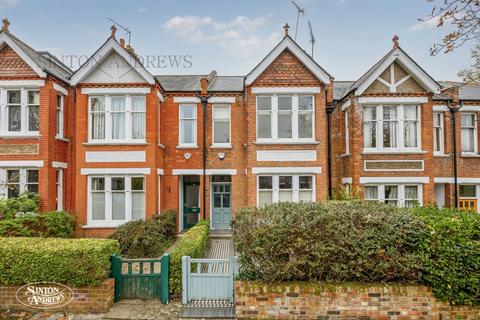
[333,81,354,100]
[156,75,244,92]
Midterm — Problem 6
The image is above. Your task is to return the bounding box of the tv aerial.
[308,20,315,58]
[108,17,132,45]
[290,0,305,40]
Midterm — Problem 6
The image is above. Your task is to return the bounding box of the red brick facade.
[1,25,479,237]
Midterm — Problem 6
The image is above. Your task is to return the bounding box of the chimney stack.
[119,38,125,48]
[392,34,399,49]
[111,25,117,39]
[2,18,10,32]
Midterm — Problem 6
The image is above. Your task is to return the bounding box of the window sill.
[82,222,131,229]
[362,149,427,155]
[0,133,40,139]
[55,136,69,142]
[340,153,350,158]
[158,143,166,149]
[210,145,233,149]
[176,145,199,149]
[434,153,450,158]
[254,140,319,145]
[83,141,148,146]
[461,153,480,158]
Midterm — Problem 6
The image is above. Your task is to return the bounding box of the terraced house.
[0,19,479,237]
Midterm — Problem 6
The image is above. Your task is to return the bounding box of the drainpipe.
[196,81,212,221]
[448,100,460,208]
[326,104,334,199]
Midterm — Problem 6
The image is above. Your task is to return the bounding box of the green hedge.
[110,210,177,258]
[0,211,75,238]
[233,201,426,283]
[0,237,120,287]
[413,206,480,305]
[169,220,209,296]
[0,192,39,220]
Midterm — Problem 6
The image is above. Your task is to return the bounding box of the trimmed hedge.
[0,211,75,238]
[169,220,209,296]
[233,201,426,283]
[413,206,480,305]
[0,237,120,287]
[110,210,177,258]
[0,192,39,220]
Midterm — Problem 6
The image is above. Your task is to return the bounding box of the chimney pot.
[392,34,399,48]
[119,38,125,48]
[283,22,290,37]
[2,18,10,32]
[111,25,117,38]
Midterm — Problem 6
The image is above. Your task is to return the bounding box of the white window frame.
[87,175,146,227]
[212,104,231,147]
[363,184,422,207]
[256,174,316,206]
[255,95,315,143]
[363,104,421,153]
[178,104,197,147]
[433,112,444,155]
[0,168,39,199]
[88,95,146,143]
[56,169,63,211]
[56,94,64,139]
[344,110,350,154]
[461,112,478,155]
[0,88,40,137]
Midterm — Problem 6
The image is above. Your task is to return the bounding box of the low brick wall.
[236,281,480,319]
[0,278,114,313]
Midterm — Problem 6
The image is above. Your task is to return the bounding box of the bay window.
[257,175,315,206]
[461,113,477,154]
[179,105,197,147]
[363,105,420,151]
[89,95,146,142]
[256,95,314,142]
[212,105,231,146]
[1,89,39,135]
[88,176,146,227]
[3,169,39,198]
[363,184,421,207]
[433,112,444,154]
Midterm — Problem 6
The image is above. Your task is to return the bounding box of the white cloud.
[408,17,440,32]
[163,15,278,58]
[0,0,20,9]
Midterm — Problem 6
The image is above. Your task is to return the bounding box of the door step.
[180,299,235,319]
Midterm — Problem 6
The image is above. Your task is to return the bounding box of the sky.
[0,0,475,81]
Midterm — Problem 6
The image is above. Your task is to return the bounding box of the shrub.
[233,201,426,283]
[412,206,480,305]
[110,210,177,258]
[0,211,75,238]
[0,237,120,287]
[169,220,209,296]
[0,192,39,220]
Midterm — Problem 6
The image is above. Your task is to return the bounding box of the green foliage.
[412,206,480,305]
[334,185,361,200]
[458,42,480,84]
[0,211,75,238]
[110,210,177,258]
[233,201,427,283]
[169,220,209,296]
[0,237,120,287]
[0,192,40,220]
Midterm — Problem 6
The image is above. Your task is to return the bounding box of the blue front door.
[211,179,232,229]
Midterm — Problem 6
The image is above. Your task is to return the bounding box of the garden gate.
[111,253,170,304]
[181,256,238,304]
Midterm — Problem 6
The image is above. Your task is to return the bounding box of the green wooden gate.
[111,253,170,304]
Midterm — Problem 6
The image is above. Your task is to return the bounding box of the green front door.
[211,176,232,229]
[183,176,199,230]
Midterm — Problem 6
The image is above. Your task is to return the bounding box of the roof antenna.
[108,17,132,45]
[308,20,315,58]
[290,0,305,41]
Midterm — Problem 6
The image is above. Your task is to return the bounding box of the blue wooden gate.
[181,256,238,304]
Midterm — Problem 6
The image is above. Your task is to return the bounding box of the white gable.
[355,48,440,95]
[246,36,331,85]
[70,37,154,86]
[83,52,146,83]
